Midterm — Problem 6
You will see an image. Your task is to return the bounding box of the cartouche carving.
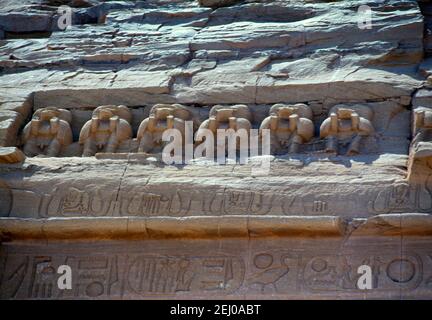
[137,104,199,153]
[79,105,132,157]
[22,107,73,157]
[320,105,374,155]
[195,104,252,152]
[259,103,314,154]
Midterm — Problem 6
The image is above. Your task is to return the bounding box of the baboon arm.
[79,121,92,144]
[137,119,149,140]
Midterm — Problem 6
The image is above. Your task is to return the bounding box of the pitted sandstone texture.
[1,0,432,299]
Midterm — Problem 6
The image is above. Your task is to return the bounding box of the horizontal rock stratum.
[1,0,432,300]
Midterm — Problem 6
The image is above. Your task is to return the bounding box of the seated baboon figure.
[260,103,314,154]
[137,104,199,153]
[413,108,432,146]
[79,105,132,157]
[195,104,253,152]
[320,105,374,155]
[22,107,73,157]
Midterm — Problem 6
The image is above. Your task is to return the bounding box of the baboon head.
[150,104,193,122]
[92,105,132,123]
[209,104,252,123]
[33,107,72,123]
[269,103,313,120]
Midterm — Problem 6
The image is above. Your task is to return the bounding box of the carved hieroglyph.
[21,107,73,157]
[79,105,132,157]
[259,103,314,154]
[1,237,432,299]
[137,104,199,153]
[320,105,374,156]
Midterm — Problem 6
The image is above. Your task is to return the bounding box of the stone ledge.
[1,214,431,241]
[0,216,342,240]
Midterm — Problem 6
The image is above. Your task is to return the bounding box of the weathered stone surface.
[1,0,432,300]
[413,89,432,107]
[0,0,425,106]
[0,147,25,164]
[0,151,426,219]
[0,110,23,147]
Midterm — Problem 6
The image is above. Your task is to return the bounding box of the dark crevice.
[4,31,53,39]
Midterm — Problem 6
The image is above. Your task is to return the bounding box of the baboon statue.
[260,103,314,154]
[320,105,374,156]
[136,104,199,153]
[22,107,73,157]
[195,104,253,153]
[79,105,132,157]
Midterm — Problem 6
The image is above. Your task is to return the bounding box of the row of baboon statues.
[21,103,379,157]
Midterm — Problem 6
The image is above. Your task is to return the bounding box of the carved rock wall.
[1,0,432,299]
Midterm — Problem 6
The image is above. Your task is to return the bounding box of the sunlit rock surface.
[1,0,432,300]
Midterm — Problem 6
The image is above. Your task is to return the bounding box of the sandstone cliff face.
[0,0,425,108]
[1,0,432,299]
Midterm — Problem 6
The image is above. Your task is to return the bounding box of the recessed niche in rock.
[12,98,409,159]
